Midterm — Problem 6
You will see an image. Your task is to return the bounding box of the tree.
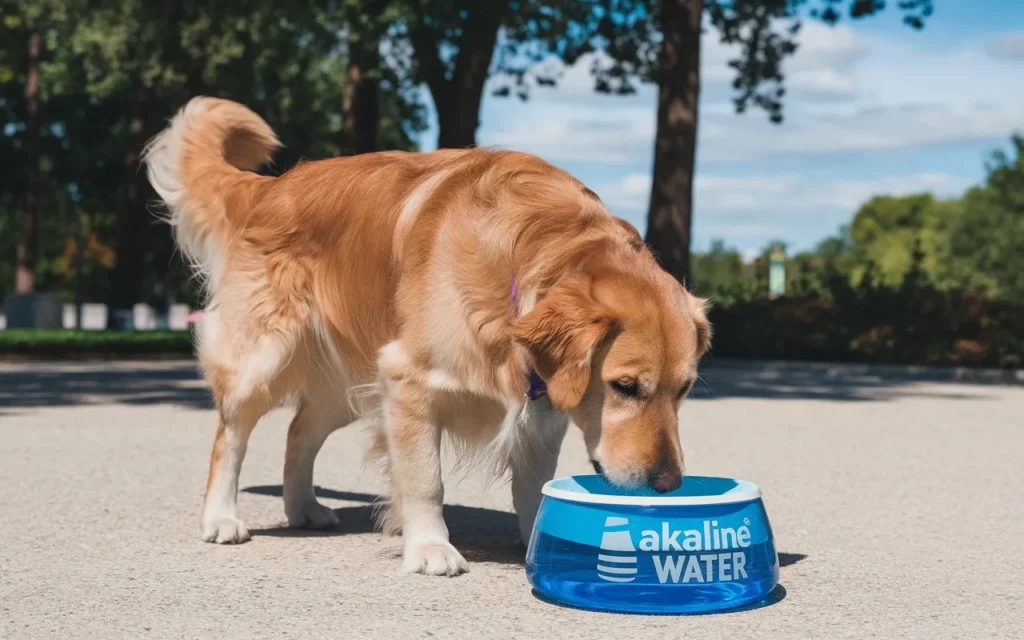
[629,0,935,285]
[814,227,853,277]
[944,136,1024,301]
[401,1,508,148]
[331,3,428,154]
[16,14,40,293]
[2,0,76,296]
[387,0,935,283]
[690,239,746,301]
[338,0,426,155]
[342,41,381,154]
[0,0,424,306]
[0,3,46,293]
[396,0,628,148]
[645,0,701,287]
[848,193,949,289]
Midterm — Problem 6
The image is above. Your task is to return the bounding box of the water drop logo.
[597,516,637,583]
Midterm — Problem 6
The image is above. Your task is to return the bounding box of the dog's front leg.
[511,398,569,546]
[379,343,468,576]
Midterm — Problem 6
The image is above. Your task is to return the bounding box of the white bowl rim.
[541,474,762,506]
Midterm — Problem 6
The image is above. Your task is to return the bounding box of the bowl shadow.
[530,583,789,616]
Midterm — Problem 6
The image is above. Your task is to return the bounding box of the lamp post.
[768,244,786,299]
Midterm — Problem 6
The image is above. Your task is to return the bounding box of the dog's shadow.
[242,485,526,565]
[243,485,810,570]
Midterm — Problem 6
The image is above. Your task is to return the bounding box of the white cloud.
[704,22,868,74]
[699,102,1024,163]
[480,22,1024,167]
[487,21,869,110]
[595,170,973,252]
[483,101,1024,167]
[790,23,871,70]
[482,109,655,165]
[597,170,974,252]
[986,32,1024,61]
[788,69,858,101]
[598,173,654,211]
[698,172,969,214]
[487,52,656,109]
[597,171,971,218]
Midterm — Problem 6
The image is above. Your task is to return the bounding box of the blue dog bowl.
[526,475,778,614]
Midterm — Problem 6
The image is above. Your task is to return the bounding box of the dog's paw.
[201,516,251,544]
[199,514,249,544]
[286,501,340,530]
[402,538,469,576]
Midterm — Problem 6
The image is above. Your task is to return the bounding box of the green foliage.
[693,173,1023,370]
[848,193,950,288]
[942,136,1024,301]
[0,0,424,307]
[0,329,194,356]
[708,286,1024,369]
[690,240,751,303]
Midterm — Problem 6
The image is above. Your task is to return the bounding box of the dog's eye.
[610,379,639,398]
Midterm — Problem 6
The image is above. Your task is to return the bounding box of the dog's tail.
[144,97,280,285]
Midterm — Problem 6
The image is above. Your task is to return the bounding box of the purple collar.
[511,276,548,401]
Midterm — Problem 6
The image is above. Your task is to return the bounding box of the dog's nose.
[649,467,682,493]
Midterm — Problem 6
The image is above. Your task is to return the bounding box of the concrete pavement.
[1,360,1021,639]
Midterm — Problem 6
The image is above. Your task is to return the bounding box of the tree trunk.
[644,0,703,286]
[16,25,41,293]
[342,59,379,154]
[109,84,151,315]
[431,6,504,149]
[435,89,486,149]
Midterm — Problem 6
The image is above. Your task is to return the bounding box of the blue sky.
[417,1,1024,256]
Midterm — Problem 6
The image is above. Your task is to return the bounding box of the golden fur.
[145,97,710,575]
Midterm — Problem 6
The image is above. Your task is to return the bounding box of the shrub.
[0,330,194,358]
[707,288,1024,369]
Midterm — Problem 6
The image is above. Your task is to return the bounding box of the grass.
[0,330,194,357]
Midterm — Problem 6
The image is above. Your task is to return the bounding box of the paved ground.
[1,360,1022,639]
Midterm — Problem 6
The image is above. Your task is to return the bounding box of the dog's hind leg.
[200,328,300,544]
[283,391,356,529]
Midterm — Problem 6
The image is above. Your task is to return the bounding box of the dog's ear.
[512,277,617,410]
[689,294,712,357]
[611,217,646,252]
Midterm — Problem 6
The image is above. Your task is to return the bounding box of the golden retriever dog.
[144,97,710,576]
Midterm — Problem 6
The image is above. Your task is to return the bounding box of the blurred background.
[1,0,1022,367]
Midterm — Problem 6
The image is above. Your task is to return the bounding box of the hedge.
[707,289,1024,369]
[0,330,194,357]
[3,288,1023,369]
